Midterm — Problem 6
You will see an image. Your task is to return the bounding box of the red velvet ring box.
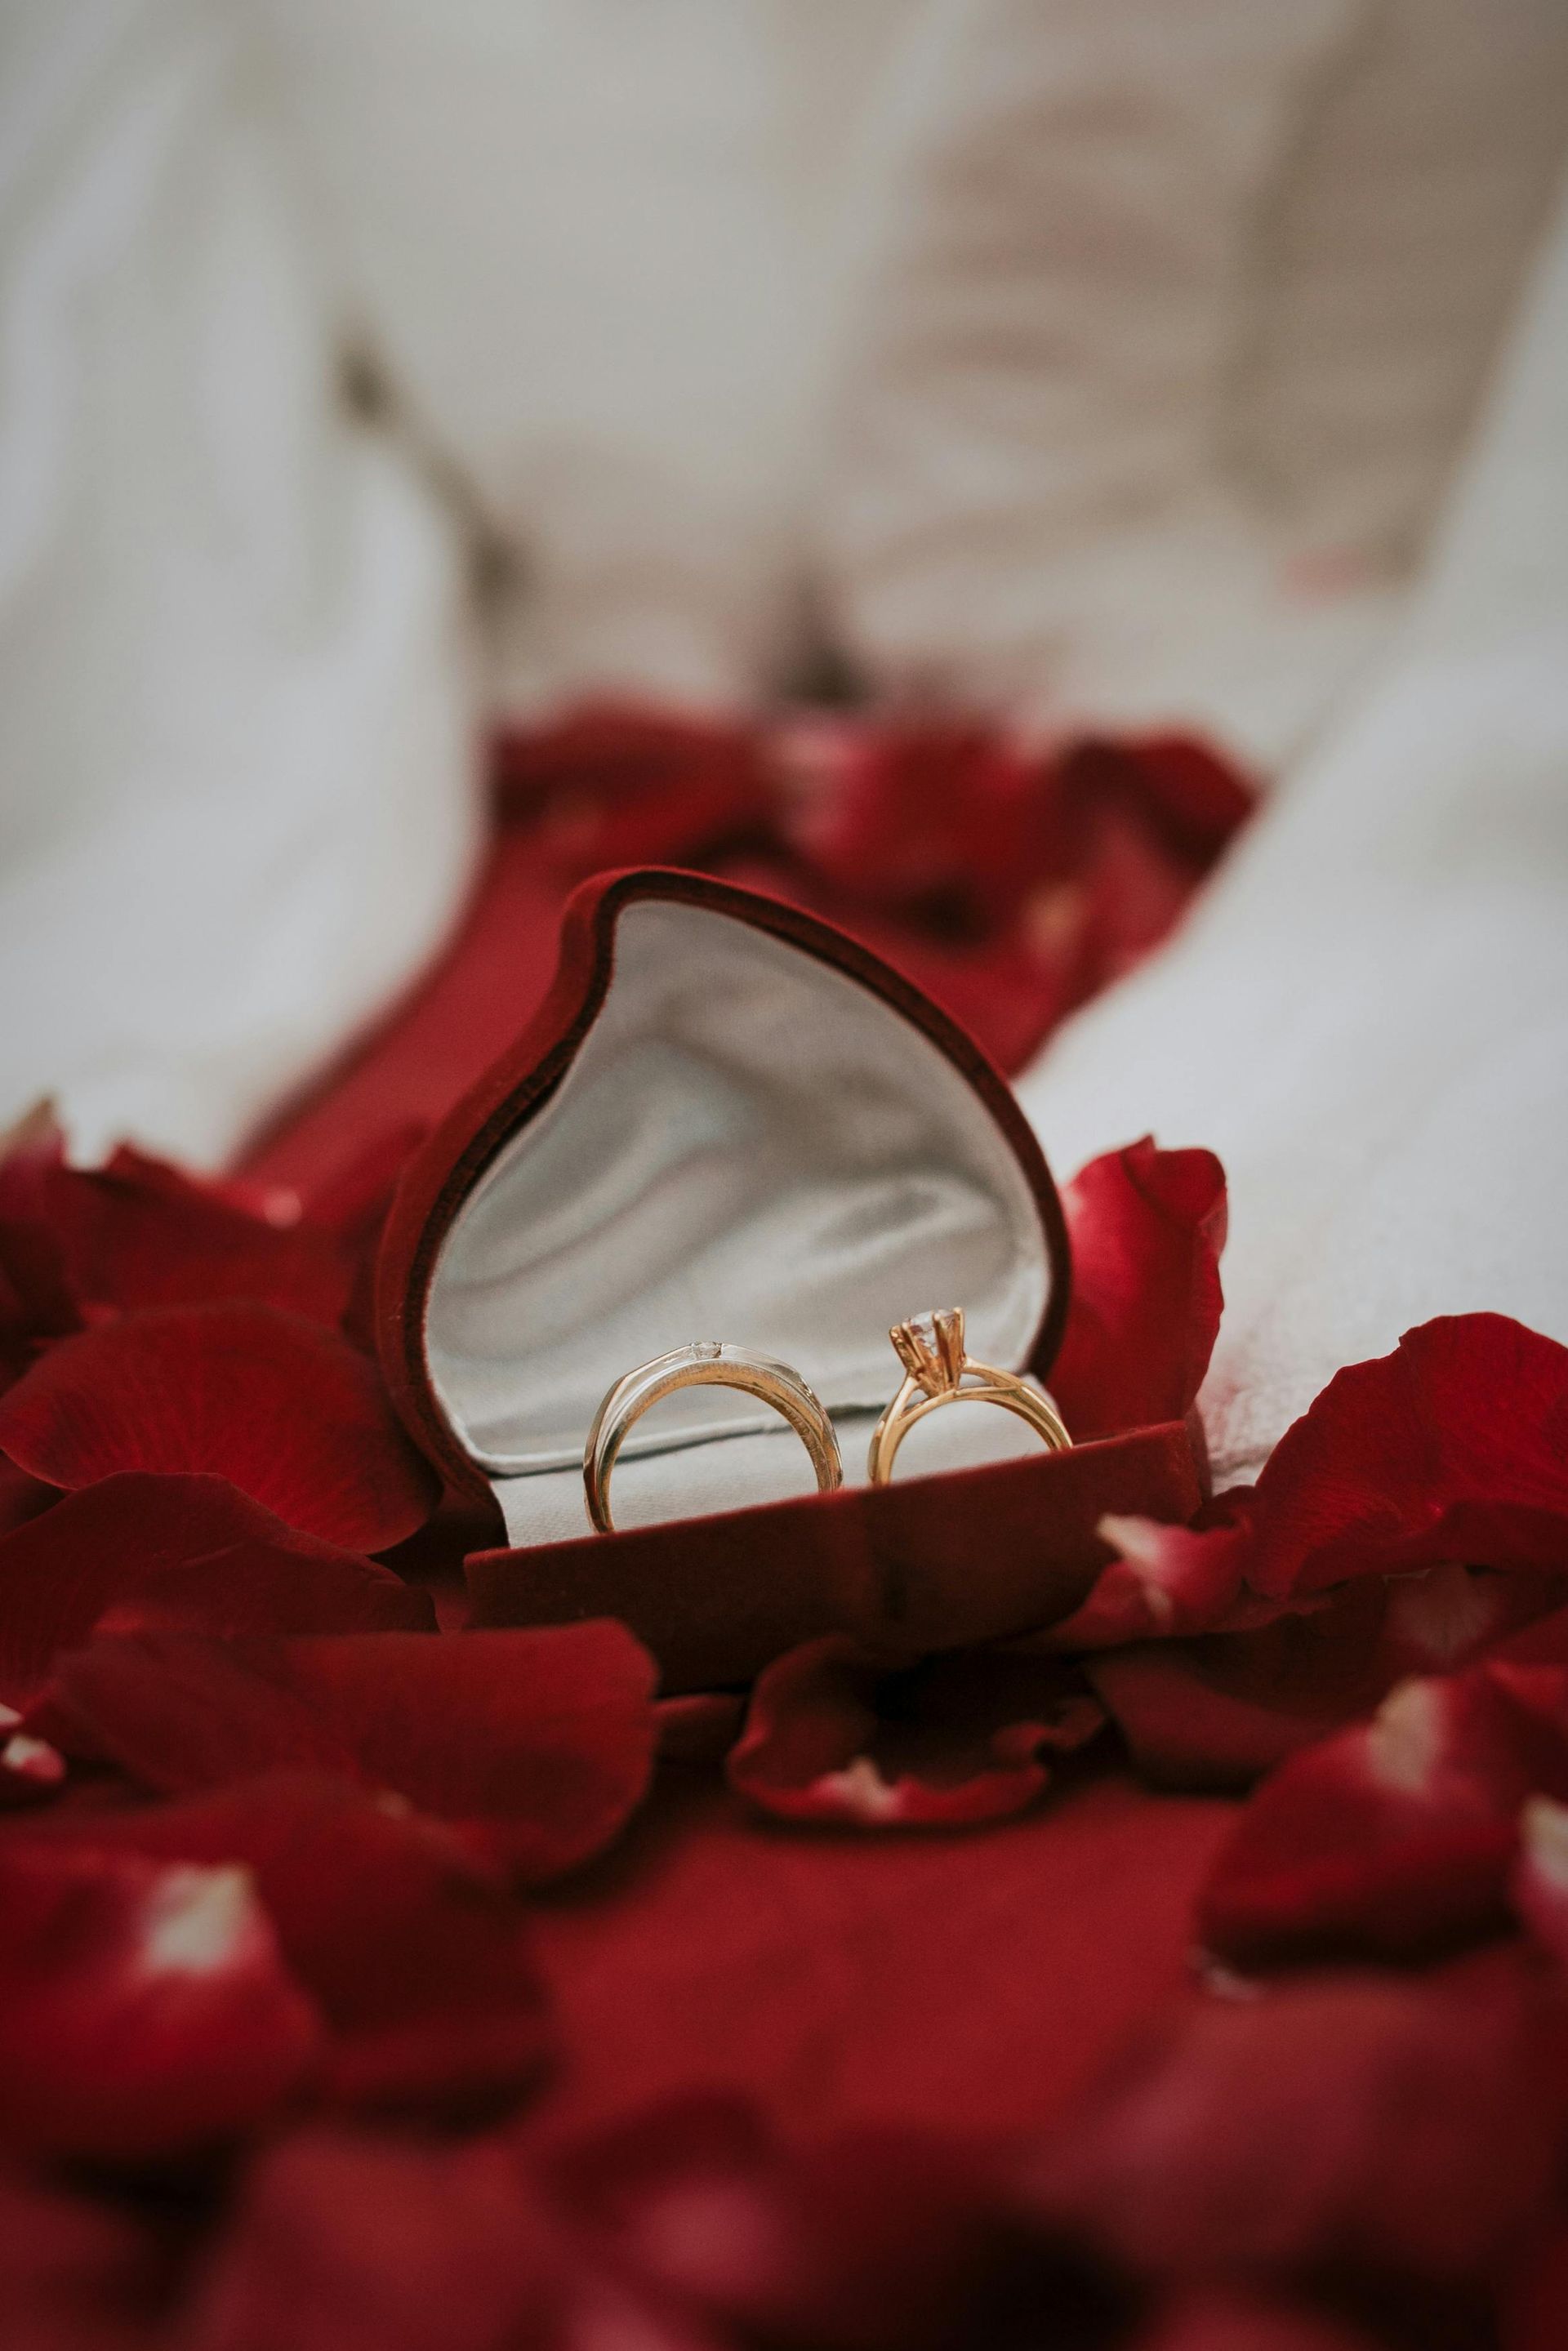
[376,869,1202,1689]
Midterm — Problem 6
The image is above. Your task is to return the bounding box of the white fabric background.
[1020,177,1568,1478]
[1,1,1565,1483]
[0,0,480,1165]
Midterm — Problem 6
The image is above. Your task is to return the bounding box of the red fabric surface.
[523,1769,1232,2144]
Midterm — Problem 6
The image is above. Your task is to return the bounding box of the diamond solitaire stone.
[889,1307,965,1394]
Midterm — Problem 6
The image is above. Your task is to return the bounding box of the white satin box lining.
[425,900,1055,1528]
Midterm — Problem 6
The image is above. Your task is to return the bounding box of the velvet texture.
[376,866,1202,1683]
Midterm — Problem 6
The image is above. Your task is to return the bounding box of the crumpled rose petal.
[40,1621,657,1883]
[1087,1563,1568,1792]
[778,718,1041,923]
[0,1842,322,2163]
[0,1111,351,1329]
[1022,1952,1564,2292]
[494,703,767,878]
[1196,1665,1568,1969]
[1037,1492,1258,1652]
[8,1770,551,2121]
[1049,1140,1227,1441]
[1244,1315,1568,1600]
[0,1474,434,1709]
[726,1637,1104,1828]
[176,2127,566,2351]
[0,1305,439,1550]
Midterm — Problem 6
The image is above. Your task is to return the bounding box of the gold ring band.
[866,1307,1070,1485]
[584,1342,843,1534]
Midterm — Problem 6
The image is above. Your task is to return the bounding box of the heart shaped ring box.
[376,870,1202,1689]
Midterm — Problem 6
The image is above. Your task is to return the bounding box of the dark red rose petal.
[1039,1492,1258,1651]
[1196,1667,1568,1969]
[0,1225,80,1391]
[551,2091,1107,2351]
[655,1690,746,1767]
[1245,1315,1568,1600]
[1086,1583,1393,1793]
[177,2128,563,2351]
[1082,733,1258,860]
[0,1458,59,1539]
[0,2161,175,2350]
[0,1473,433,1708]
[0,1305,439,1550]
[1502,2220,1568,2351]
[9,1770,550,2122]
[0,1708,66,1807]
[727,1637,1103,1828]
[1024,1952,1563,2288]
[779,718,1040,919]
[494,702,766,875]
[0,1841,321,2162]
[1087,1563,1568,1793]
[1129,2291,1402,2351]
[257,1121,425,1250]
[0,1111,82,1391]
[53,1149,351,1326]
[1049,1140,1227,1441]
[42,1622,657,1883]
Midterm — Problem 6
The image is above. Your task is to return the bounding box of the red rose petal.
[1024,1952,1563,2288]
[1085,1582,1392,1792]
[727,1637,1103,1828]
[1196,1668,1568,1969]
[780,718,1040,919]
[0,1305,439,1550]
[0,1708,66,1808]
[0,1457,60,1539]
[0,1474,433,1708]
[0,2160,176,2349]
[177,2128,563,2351]
[550,2091,1106,2351]
[655,1690,747,1766]
[1050,1140,1227,1441]
[47,1147,351,1326]
[1086,1562,1568,1794]
[0,1841,321,2162]
[0,1112,83,1392]
[1039,1492,1257,1651]
[1510,1794,1568,1966]
[1130,2292,1387,2351]
[1245,1315,1568,1600]
[1503,2220,1568,2351]
[495,702,766,875]
[9,1770,551,2121]
[43,1621,657,1883]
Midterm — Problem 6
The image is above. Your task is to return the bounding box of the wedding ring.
[584,1342,843,1533]
[866,1307,1070,1485]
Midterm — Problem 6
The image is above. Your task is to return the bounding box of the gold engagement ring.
[584,1342,843,1534]
[866,1307,1070,1485]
